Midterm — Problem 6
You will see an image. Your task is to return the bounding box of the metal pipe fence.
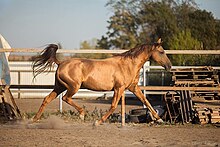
[2,48,219,114]
[1,48,220,54]
[1,48,220,99]
[8,61,220,99]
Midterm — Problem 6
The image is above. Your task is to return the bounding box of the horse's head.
[150,39,172,71]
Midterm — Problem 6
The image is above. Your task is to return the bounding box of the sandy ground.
[0,98,220,147]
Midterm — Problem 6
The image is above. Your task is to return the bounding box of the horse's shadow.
[85,95,164,107]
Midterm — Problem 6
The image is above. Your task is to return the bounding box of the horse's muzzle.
[164,64,172,71]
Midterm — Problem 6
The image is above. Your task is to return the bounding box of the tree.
[76,38,110,59]
[137,0,179,48]
[97,36,110,49]
[103,0,139,49]
[98,0,196,49]
[167,29,201,65]
[174,0,197,30]
[215,20,220,48]
[97,0,220,65]
[188,10,217,49]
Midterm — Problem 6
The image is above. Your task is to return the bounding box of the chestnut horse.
[32,39,171,125]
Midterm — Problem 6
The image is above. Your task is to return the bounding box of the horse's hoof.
[32,118,37,123]
[149,120,154,125]
[93,120,99,126]
[156,119,164,124]
[32,116,40,123]
[79,114,85,120]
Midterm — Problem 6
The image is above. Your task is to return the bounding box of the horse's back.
[56,57,122,91]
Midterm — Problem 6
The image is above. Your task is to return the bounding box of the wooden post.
[5,86,21,118]
[0,34,21,120]
[121,92,125,127]
[59,92,63,113]
[0,85,21,120]
[18,71,21,99]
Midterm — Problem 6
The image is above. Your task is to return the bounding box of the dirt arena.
[0,98,219,147]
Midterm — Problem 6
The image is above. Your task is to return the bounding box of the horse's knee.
[110,105,117,111]
[42,98,51,106]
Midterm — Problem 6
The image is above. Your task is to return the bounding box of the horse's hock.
[0,85,21,121]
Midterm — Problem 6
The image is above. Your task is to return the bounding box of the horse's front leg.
[94,87,125,126]
[129,85,162,122]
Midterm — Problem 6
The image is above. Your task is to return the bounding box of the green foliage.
[97,36,111,49]
[104,0,139,49]
[216,20,220,46]
[168,29,201,65]
[76,38,110,59]
[137,0,179,46]
[168,29,201,50]
[188,10,217,49]
[96,0,220,65]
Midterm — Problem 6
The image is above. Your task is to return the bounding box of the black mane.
[115,44,151,58]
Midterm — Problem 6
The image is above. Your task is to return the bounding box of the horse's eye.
[160,50,164,54]
[157,47,165,54]
[158,49,164,54]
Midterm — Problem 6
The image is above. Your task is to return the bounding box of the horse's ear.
[154,38,163,47]
[157,38,162,44]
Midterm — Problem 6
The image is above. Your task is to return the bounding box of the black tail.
[32,44,60,79]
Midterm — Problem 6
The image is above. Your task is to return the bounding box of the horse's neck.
[118,51,151,72]
[133,51,151,68]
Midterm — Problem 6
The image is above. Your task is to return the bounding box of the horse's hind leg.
[62,85,85,120]
[33,87,64,122]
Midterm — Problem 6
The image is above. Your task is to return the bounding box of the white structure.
[0,34,11,85]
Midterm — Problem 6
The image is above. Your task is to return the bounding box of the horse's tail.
[32,44,60,79]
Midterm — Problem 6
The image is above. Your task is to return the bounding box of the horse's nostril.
[164,64,171,71]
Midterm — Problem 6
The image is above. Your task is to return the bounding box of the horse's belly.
[82,77,114,91]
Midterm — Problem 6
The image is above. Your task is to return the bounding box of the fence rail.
[139,86,220,91]
[8,62,220,99]
[2,48,220,99]
[1,48,220,54]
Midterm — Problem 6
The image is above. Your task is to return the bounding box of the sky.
[0,0,220,49]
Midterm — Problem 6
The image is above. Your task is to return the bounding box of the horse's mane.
[114,44,151,58]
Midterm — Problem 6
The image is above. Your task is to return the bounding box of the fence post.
[143,61,150,108]
[59,92,63,113]
[121,92,125,126]
[18,71,21,99]
[161,71,165,101]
